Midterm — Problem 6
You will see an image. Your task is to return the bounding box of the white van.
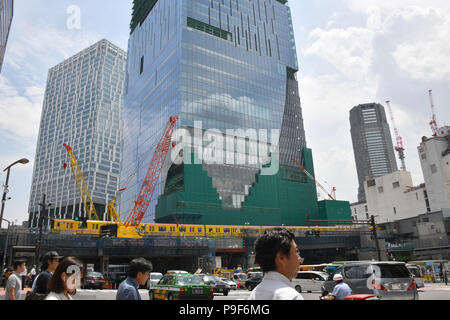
[292,271,328,293]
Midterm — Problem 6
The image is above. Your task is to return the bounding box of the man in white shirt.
[249,228,304,300]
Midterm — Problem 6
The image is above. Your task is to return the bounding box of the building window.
[187,17,233,42]
[367,179,376,187]
[393,207,396,215]
[140,56,144,75]
[378,186,384,193]
[421,153,427,160]
[393,181,400,189]
[430,164,437,174]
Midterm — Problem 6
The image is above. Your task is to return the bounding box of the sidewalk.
[421,282,450,291]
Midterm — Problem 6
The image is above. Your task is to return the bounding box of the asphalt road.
[73,284,450,300]
[2,284,450,300]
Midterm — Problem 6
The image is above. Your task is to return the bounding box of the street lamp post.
[0,158,30,229]
[1,218,11,278]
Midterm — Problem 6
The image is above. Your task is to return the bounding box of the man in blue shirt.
[322,273,352,300]
[116,258,153,300]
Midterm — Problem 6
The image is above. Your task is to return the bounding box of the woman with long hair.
[45,256,84,300]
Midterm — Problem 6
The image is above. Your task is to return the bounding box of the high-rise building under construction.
[120,0,351,226]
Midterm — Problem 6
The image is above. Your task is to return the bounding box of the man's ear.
[275,251,286,266]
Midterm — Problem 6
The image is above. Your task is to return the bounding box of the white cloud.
[306,27,375,82]
[391,8,450,81]
[0,76,43,147]
[293,0,450,204]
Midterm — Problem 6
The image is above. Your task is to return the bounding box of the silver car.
[321,262,419,300]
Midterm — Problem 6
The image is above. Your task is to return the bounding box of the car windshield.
[315,272,328,280]
[151,274,163,280]
[379,265,411,278]
[249,272,263,279]
[177,275,203,285]
[234,274,247,281]
[87,272,103,277]
[202,275,215,282]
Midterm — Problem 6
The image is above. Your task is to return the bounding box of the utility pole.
[35,194,51,266]
[370,215,382,261]
[305,216,384,261]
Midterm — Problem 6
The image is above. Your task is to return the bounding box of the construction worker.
[321,274,352,300]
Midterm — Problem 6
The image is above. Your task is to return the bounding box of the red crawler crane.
[386,100,406,171]
[123,116,178,226]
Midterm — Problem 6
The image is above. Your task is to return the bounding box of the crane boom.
[292,158,336,201]
[386,100,406,171]
[63,143,100,221]
[106,200,121,224]
[429,89,439,137]
[124,116,178,226]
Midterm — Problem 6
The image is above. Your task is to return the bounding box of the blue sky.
[0,0,449,225]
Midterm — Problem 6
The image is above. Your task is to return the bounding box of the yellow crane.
[63,143,100,221]
[106,200,121,224]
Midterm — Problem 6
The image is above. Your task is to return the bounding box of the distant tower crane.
[428,89,439,137]
[292,158,336,201]
[385,100,406,171]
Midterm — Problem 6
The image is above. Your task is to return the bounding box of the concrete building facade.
[418,126,450,213]
[352,171,429,224]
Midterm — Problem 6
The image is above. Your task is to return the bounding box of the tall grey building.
[350,103,398,202]
[28,39,126,229]
[0,0,13,73]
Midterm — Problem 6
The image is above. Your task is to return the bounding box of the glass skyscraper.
[121,0,320,226]
[350,103,399,202]
[0,0,14,73]
[28,39,126,229]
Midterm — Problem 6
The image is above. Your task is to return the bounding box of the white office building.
[28,39,126,229]
[418,126,450,213]
[351,171,429,224]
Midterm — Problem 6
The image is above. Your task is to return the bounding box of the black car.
[245,273,263,291]
[82,271,106,289]
[201,274,230,296]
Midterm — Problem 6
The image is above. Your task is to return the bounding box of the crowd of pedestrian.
[2,250,154,301]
